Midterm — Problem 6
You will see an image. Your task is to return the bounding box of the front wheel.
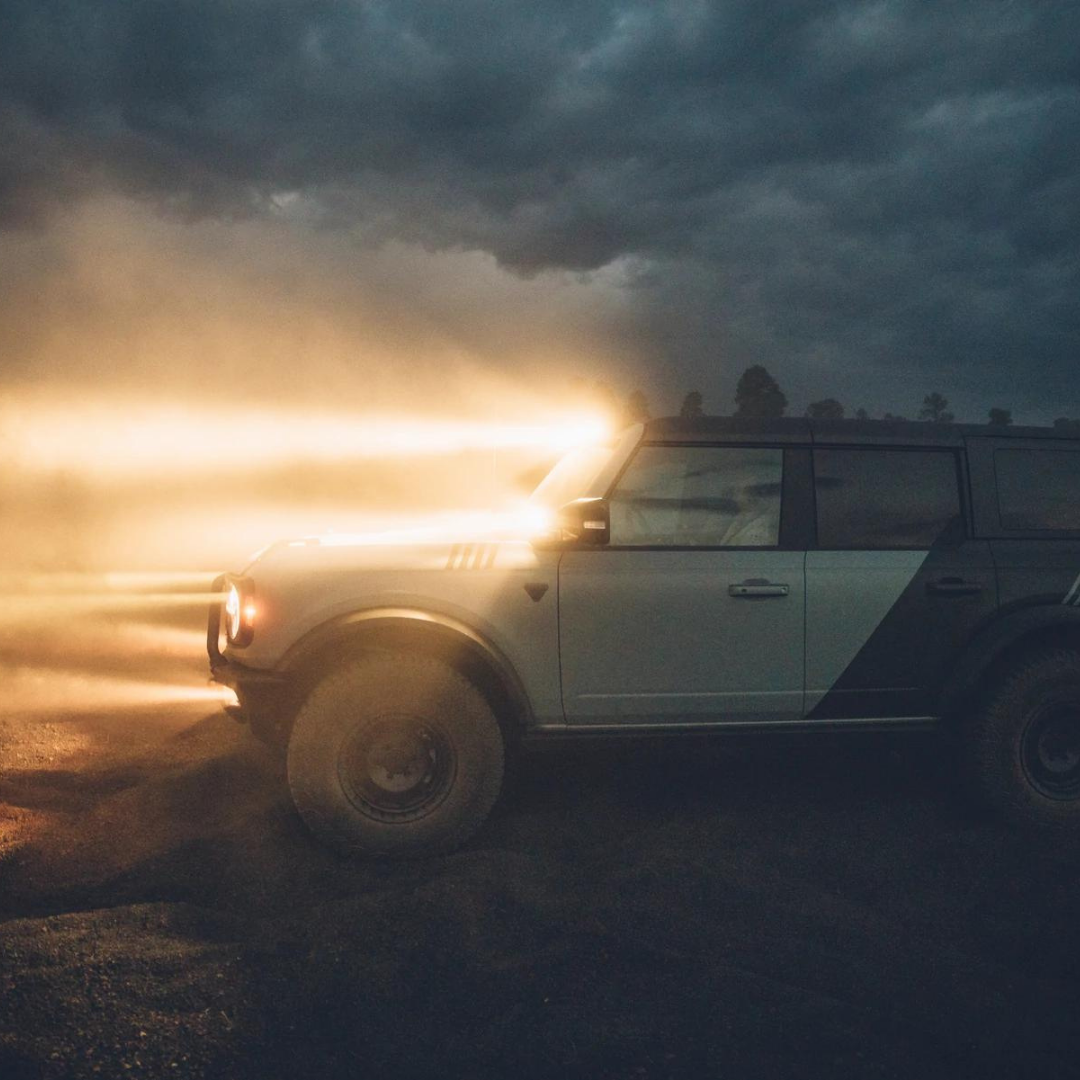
[287,653,505,856]
[966,648,1080,828]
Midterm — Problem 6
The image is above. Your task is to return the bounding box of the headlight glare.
[223,579,255,646]
[225,585,241,641]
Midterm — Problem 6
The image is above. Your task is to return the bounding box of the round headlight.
[225,584,242,642]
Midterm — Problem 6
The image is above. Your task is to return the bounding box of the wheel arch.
[276,607,535,743]
[938,604,1080,722]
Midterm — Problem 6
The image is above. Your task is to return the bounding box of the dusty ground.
[2,603,1080,1079]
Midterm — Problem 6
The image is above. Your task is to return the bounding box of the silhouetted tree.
[734,365,787,419]
[679,390,704,419]
[1053,418,1080,432]
[882,412,908,421]
[806,398,845,420]
[624,389,651,425]
[854,407,869,420]
[988,407,1013,427]
[919,392,954,423]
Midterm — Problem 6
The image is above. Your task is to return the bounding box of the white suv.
[210,417,1080,854]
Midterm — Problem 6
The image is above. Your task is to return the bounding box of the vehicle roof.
[642,416,1080,447]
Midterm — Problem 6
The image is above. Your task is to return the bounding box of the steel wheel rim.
[1021,704,1080,801]
[338,714,457,822]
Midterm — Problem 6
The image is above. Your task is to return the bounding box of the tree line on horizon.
[573,367,1080,432]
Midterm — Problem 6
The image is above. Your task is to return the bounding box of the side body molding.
[276,607,536,733]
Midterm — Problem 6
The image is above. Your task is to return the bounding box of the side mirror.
[534,497,610,548]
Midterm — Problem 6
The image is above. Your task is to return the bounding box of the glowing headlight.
[225,585,241,640]
[223,580,256,646]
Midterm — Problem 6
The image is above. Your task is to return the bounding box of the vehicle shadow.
[494,728,970,845]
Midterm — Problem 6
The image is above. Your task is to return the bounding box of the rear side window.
[814,449,961,548]
[995,449,1080,531]
[609,445,783,547]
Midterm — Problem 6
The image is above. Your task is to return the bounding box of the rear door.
[805,446,997,720]
[559,443,807,726]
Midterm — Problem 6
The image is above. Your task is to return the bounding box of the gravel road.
[2,606,1079,1079]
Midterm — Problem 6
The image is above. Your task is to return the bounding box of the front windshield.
[529,444,614,509]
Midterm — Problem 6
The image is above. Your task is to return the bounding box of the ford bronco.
[208,417,1080,854]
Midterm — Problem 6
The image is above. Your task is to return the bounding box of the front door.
[559,444,805,726]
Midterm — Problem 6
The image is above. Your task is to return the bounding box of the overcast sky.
[1,1,1077,421]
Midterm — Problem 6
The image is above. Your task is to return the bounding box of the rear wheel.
[966,648,1080,827]
[287,653,504,856]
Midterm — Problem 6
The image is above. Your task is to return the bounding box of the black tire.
[966,648,1080,828]
[286,652,504,856]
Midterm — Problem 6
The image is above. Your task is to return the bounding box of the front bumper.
[208,574,294,740]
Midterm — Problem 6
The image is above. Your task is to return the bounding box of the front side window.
[995,449,1080,531]
[814,448,961,548]
[609,446,783,547]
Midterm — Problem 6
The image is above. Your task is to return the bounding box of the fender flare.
[938,602,1080,719]
[276,607,536,734]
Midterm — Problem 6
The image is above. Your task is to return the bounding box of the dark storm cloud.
[1,0,1078,418]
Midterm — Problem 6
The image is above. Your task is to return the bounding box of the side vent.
[446,544,498,570]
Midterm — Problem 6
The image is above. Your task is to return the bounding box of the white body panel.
[559,549,805,724]
[225,539,566,725]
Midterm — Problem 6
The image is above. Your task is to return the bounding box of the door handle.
[927,577,983,596]
[729,580,790,598]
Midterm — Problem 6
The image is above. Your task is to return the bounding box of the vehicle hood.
[244,532,543,576]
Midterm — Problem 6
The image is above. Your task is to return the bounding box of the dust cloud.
[0,196,637,408]
[0,195,625,718]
